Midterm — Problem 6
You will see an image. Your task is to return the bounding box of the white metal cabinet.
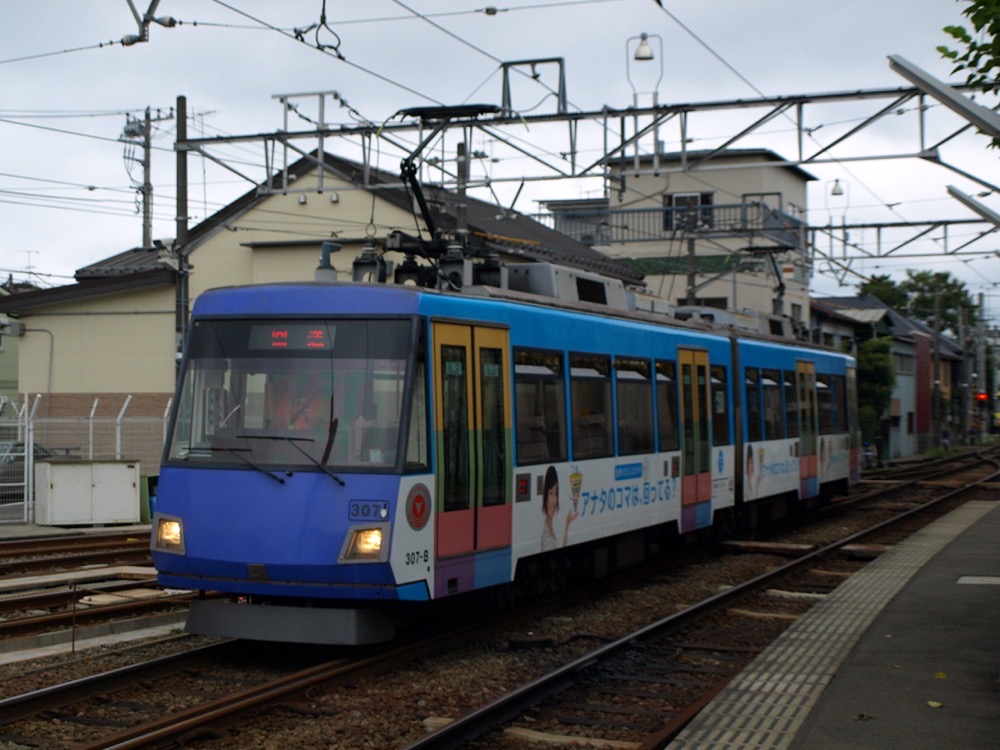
[34,461,141,526]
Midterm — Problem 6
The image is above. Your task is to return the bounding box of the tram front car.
[151,284,432,644]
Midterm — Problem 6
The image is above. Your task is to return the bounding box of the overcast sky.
[2,1,997,312]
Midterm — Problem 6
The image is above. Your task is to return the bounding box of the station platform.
[0,522,176,665]
[0,522,150,539]
[670,499,1000,750]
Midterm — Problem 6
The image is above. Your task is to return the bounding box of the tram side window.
[816,373,834,434]
[571,353,613,459]
[480,347,507,507]
[832,375,848,433]
[745,368,762,442]
[405,347,429,470]
[762,368,784,440]
[656,360,680,451]
[711,365,730,446]
[440,345,471,512]
[616,357,654,455]
[784,370,799,438]
[513,348,567,464]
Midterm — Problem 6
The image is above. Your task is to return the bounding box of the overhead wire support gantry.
[175,82,990,193]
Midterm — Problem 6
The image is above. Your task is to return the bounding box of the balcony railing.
[533,202,806,249]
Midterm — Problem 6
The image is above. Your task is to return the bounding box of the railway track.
[403,449,1000,749]
[0,584,193,641]
[0,621,500,748]
[858,447,988,484]
[0,530,183,655]
[0,639,364,748]
[0,450,995,748]
[0,531,151,575]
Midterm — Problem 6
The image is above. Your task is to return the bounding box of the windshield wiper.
[320,393,338,466]
[287,436,345,486]
[224,447,287,484]
[237,434,345,487]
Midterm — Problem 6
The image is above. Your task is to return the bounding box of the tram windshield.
[166,318,417,472]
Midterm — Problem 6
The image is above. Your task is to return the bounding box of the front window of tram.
[167,319,417,471]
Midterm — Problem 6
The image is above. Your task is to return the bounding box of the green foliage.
[856,336,895,438]
[858,404,881,443]
[859,274,907,310]
[939,1,1000,146]
[899,270,977,335]
[858,269,976,337]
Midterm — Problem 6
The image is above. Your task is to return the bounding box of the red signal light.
[976,392,989,401]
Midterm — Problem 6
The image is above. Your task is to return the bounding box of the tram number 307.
[405,550,430,565]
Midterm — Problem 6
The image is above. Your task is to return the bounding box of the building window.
[663,192,714,232]
[895,353,915,375]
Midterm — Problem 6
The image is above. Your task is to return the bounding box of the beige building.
[541,149,814,336]
[0,152,639,419]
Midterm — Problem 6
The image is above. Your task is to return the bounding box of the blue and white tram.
[738,339,858,509]
[151,281,857,644]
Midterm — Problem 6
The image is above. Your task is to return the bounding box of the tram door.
[797,361,819,498]
[432,322,512,559]
[678,348,712,531]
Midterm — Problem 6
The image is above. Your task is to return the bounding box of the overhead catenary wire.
[648,2,940,241]
[0,2,994,295]
[208,0,446,107]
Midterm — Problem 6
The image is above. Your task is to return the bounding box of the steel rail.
[0,532,150,557]
[401,450,1000,749]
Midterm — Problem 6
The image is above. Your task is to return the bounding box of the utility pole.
[175,96,190,382]
[685,236,696,306]
[960,307,970,444]
[932,292,942,448]
[978,292,986,444]
[121,106,173,248]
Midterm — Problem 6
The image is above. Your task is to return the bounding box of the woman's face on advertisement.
[545,484,558,515]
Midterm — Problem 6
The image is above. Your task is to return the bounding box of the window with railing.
[535,196,805,248]
[663,192,714,232]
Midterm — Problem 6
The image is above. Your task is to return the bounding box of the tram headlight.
[154,514,185,554]
[340,524,390,563]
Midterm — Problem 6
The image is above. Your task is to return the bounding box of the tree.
[858,274,907,310]
[856,336,896,443]
[939,0,1000,145]
[898,270,977,336]
[857,269,976,337]
[939,0,1000,93]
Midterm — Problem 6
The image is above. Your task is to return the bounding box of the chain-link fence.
[0,396,167,524]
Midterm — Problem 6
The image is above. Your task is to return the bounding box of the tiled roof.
[74,150,642,285]
[813,294,963,357]
[75,246,165,277]
[0,269,173,314]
